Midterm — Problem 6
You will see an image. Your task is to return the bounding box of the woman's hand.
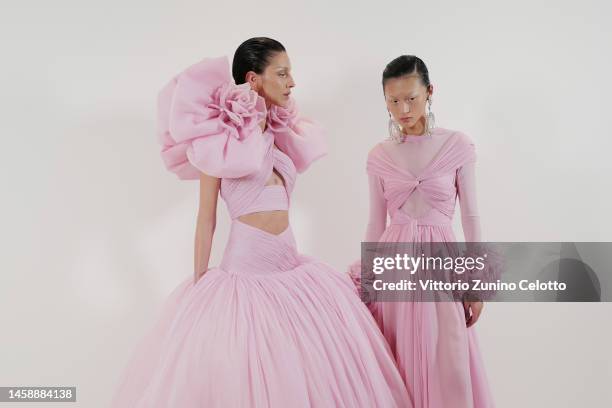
[462,298,484,328]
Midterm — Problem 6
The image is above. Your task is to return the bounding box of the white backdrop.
[1,0,611,406]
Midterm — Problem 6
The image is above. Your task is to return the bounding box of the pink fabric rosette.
[347,258,379,314]
[266,97,328,173]
[157,56,269,179]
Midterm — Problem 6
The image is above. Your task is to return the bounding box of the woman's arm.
[365,173,387,242]
[456,161,481,242]
[456,160,490,326]
[194,173,221,285]
[348,172,386,307]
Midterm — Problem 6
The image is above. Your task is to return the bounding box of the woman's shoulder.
[435,127,475,146]
[367,141,386,161]
[435,127,477,165]
[365,142,392,174]
[368,137,397,157]
[368,141,384,154]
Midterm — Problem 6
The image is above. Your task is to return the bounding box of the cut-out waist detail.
[234,184,289,219]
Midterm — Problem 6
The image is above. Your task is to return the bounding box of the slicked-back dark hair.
[232,37,286,84]
[382,55,431,92]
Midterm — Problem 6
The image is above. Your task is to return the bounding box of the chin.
[275,98,290,109]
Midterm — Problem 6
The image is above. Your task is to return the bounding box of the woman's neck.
[402,116,426,136]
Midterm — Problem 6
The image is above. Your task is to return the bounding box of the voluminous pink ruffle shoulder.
[157,56,327,180]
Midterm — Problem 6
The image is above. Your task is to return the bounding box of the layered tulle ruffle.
[266,98,328,174]
[157,57,269,180]
[157,56,328,180]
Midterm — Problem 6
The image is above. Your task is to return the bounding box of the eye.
[279,73,287,78]
[410,97,416,101]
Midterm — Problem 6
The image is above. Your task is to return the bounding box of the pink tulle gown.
[110,56,412,408]
[350,129,495,408]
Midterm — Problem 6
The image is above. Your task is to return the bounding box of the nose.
[402,102,411,113]
[288,74,296,88]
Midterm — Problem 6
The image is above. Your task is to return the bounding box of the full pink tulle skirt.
[111,220,411,408]
[369,221,495,408]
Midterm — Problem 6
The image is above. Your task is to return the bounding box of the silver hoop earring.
[387,114,405,143]
[426,97,436,136]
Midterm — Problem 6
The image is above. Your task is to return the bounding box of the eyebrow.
[386,93,419,98]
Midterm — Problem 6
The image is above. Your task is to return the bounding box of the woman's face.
[246,51,295,108]
[384,75,433,134]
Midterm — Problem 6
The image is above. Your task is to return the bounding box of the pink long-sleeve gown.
[351,129,495,408]
[110,56,412,408]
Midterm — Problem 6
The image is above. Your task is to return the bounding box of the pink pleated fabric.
[111,56,412,407]
[350,128,496,408]
[111,221,411,407]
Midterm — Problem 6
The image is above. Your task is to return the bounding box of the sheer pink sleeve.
[348,157,387,306]
[454,147,505,301]
[456,160,482,242]
[365,173,388,241]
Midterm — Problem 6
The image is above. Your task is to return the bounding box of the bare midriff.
[237,168,289,235]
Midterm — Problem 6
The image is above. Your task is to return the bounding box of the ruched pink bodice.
[220,138,295,219]
[365,129,480,241]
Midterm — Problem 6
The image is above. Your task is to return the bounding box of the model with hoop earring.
[349,55,496,408]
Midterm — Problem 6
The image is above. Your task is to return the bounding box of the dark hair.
[382,55,431,91]
[232,37,286,84]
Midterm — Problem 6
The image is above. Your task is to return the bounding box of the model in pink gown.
[110,56,412,408]
[350,128,495,408]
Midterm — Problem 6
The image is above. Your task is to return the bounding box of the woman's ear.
[245,71,260,91]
